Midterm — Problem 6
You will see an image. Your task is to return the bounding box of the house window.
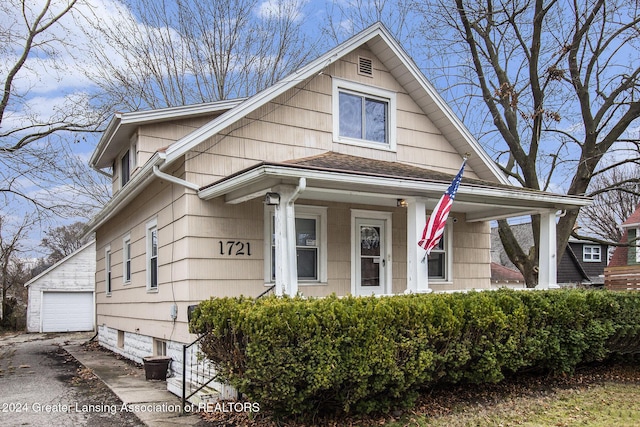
[428,226,452,280]
[146,219,158,290]
[332,78,396,150]
[154,339,167,356]
[117,330,124,349]
[265,206,327,283]
[121,150,130,187]
[583,245,601,262]
[123,234,131,283]
[105,246,112,295]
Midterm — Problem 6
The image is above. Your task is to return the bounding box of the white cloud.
[257,0,306,22]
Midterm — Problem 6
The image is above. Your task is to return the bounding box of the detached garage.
[25,241,96,333]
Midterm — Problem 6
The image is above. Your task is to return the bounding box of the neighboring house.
[84,23,590,397]
[490,262,525,289]
[491,224,606,287]
[24,241,96,333]
[605,204,640,290]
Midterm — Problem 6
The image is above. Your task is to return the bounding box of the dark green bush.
[189,289,640,417]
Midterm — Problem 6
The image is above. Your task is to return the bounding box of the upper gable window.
[332,78,396,150]
[121,150,130,187]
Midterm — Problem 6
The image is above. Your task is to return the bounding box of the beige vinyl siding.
[96,160,194,343]
[186,46,480,185]
[431,216,491,292]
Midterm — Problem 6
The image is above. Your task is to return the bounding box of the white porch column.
[406,197,430,293]
[273,179,306,296]
[537,210,558,290]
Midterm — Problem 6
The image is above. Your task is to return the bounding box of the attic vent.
[358,57,373,76]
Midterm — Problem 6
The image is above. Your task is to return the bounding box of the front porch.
[198,152,590,295]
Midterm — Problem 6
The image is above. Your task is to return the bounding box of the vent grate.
[358,57,373,76]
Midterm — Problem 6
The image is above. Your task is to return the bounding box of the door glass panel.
[360,226,380,256]
[360,225,381,287]
[360,258,380,286]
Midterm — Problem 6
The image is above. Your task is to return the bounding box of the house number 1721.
[218,241,252,256]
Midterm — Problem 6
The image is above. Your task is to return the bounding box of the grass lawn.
[395,381,640,427]
[201,363,640,426]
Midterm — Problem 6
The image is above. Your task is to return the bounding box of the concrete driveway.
[0,332,143,427]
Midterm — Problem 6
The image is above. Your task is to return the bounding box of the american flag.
[418,159,467,257]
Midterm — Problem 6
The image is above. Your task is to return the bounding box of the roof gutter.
[153,152,200,191]
[83,153,164,238]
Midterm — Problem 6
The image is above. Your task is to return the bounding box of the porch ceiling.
[198,153,591,222]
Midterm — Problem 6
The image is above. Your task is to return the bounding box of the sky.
[2,0,639,257]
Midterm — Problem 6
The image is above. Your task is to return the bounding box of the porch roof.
[198,152,591,222]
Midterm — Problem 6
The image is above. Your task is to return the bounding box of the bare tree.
[41,221,91,264]
[416,0,640,286]
[0,0,110,216]
[0,215,32,324]
[79,0,315,111]
[322,0,419,48]
[578,164,640,244]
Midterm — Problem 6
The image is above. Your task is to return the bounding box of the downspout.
[290,177,307,202]
[275,177,306,297]
[152,153,200,192]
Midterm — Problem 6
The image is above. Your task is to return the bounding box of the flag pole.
[418,153,470,286]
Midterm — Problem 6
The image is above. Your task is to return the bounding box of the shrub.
[189,289,640,417]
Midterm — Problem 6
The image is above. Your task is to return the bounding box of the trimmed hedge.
[189,289,640,417]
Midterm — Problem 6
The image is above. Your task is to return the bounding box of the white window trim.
[129,133,137,172]
[332,77,397,151]
[428,225,453,283]
[146,218,158,292]
[583,244,601,263]
[122,233,131,284]
[105,245,112,296]
[263,205,328,285]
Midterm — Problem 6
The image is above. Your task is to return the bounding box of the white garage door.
[41,292,94,332]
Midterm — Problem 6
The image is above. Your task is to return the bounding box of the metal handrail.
[256,284,276,299]
[181,286,276,413]
[181,333,218,413]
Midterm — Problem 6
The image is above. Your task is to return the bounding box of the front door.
[355,218,387,296]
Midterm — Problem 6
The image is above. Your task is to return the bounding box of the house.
[490,262,525,289]
[604,204,640,290]
[490,224,607,287]
[24,241,96,333]
[84,23,590,396]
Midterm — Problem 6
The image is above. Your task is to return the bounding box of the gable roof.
[491,262,524,282]
[91,99,245,170]
[608,229,629,267]
[24,240,96,287]
[608,205,640,267]
[621,204,640,228]
[161,22,507,184]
